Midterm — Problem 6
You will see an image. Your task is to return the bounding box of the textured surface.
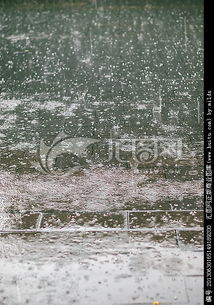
[0,0,203,304]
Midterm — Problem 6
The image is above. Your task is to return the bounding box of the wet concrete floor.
[0,0,203,304]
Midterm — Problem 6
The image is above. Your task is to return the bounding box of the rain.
[0,0,203,304]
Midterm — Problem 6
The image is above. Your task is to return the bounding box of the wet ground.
[0,0,203,304]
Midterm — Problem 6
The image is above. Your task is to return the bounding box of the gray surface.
[0,232,203,305]
[0,0,203,304]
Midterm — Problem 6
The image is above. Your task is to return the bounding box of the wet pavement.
[0,232,203,305]
[0,0,203,304]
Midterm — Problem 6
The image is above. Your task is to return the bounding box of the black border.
[204,0,213,304]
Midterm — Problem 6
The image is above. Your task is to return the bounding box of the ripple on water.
[0,168,203,212]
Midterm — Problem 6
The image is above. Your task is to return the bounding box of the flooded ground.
[0,0,203,304]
